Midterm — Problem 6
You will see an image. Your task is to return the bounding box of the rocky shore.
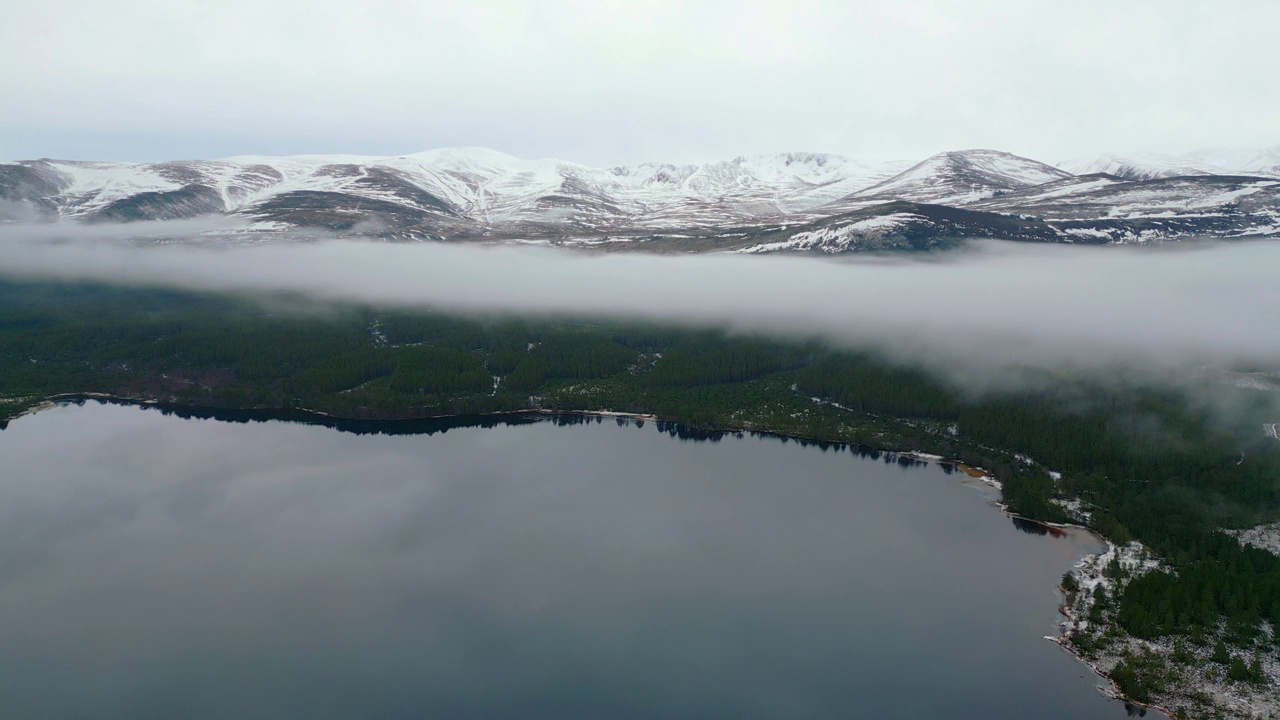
[1055,538,1279,719]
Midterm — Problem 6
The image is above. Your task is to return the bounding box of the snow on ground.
[738,213,919,253]
[968,150,1073,185]
[1058,540,1280,718]
[1234,218,1280,237]
[1091,180,1279,217]
[1067,541,1160,618]
[1061,148,1280,180]
[1013,176,1124,201]
[1183,145,1280,177]
[44,161,182,215]
[1060,152,1227,180]
[848,149,1071,205]
[1050,497,1090,522]
[28,148,919,228]
[1226,521,1280,557]
[1059,227,1113,239]
[15,145,1280,244]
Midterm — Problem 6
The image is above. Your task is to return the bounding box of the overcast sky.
[4,0,1277,165]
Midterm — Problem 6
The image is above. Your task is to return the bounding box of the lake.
[0,401,1150,718]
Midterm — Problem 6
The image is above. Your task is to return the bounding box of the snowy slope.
[0,148,908,230]
[735,201,1064,253]
[1061,147,1280,181]
[4,144,1279,251]
[975,175,1280,221]
[1059,153,1222,181]
[828,149,1074,209]
[272,148,907,224]
[1183,146,1280,178]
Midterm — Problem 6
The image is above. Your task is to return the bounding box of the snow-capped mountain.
[2,145,1278,253]
[1183,146,1280,177]
[1060,147,1280,181]
[1060,153,1224,181]
[0,148,905,232]
[828,149,1072,208]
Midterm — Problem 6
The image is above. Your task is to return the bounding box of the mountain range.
[3,145,1278,253]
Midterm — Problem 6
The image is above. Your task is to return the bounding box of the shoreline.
[1044,629,1179,720]
[1044,538,1182,720]
[1026,525,1181,719]
[968,496,1177,715]
[1,392,1172,715]
[2,393,662,427]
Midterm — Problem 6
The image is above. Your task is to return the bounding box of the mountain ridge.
[3,146,1278,252]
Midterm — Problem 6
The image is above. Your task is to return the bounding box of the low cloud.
[1,223,1277,376]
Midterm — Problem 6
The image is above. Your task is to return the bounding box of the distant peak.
[732,151,844,163]
[401,146,522,164]
[932,148,1033,160]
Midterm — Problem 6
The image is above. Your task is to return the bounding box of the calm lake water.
[0,401,1149,719]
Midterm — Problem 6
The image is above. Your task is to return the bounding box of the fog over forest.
[1,223,1277,375]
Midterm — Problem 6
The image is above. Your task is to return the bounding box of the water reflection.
[0,400,1141,719]
[1011,516,1068,538]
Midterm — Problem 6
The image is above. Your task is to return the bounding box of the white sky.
[3,0,1277,165]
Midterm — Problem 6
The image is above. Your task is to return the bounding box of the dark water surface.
[0,401,1143,719]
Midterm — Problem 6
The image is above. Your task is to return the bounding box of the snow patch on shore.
[1057,540,1280,718]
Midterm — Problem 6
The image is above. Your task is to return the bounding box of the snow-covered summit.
[1183,145,1280,177]
[3,144,1278,252]
[1060,153,1226,181]
[2,147,914,228]
[820,149,1073,210]
[1061,147,1280,181]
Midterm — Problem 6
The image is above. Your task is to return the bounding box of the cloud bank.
[0,226,1276,374]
